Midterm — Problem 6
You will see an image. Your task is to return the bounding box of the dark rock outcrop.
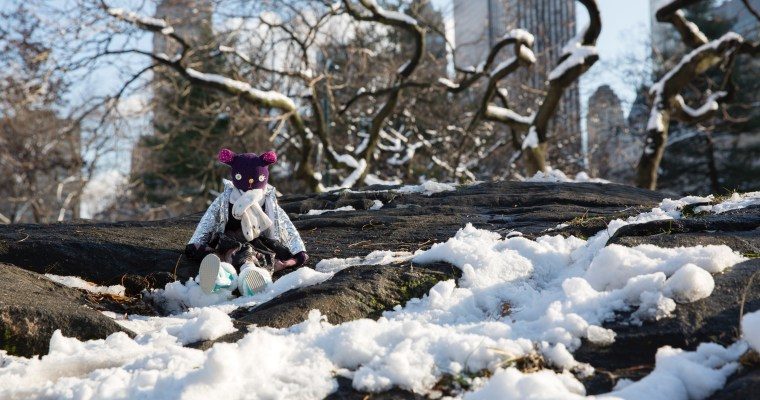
[0,216,200,286]
[1,181,758,398]
[576,259,760,393]
[710,368,760,400]
[0,263,132,357]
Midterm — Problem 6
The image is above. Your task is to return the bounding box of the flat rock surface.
[0,263,132,357]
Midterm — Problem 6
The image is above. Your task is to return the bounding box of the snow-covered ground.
[1,192,758,399]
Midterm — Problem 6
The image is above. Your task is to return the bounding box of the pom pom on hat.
[261,151,277,165]
[218,148,235,164]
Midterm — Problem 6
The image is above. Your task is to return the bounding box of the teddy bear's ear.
[218,148,235,165]
[261,150,277,166]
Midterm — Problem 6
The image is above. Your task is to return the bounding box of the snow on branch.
[485,105,533,130]
[646,32,744,133]
[358,0,418,27]
[636,2,757,189]
[656,0,710,48]
[342,0,424,78]
[672,91,727,121]
[104,3,188,55]
[547,0,601,83]
[548,46,597,81]
[482,0,601,175]
[107,7,170,32]
[467,28,537,132]
[184,69,296,111]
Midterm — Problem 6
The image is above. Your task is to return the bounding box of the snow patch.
[45,274,125,296]
[742,310,760,352]
[525,169,608,183]
[315,250,414,274]
[397,180,457,196]
[306,206,356,216]
[695,191,760,214]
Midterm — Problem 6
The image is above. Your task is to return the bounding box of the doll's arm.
[186,194,223,260]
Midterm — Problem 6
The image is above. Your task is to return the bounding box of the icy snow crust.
[1,193,757,399]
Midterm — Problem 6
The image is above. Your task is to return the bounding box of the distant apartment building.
[587,85,641,183]
[453,0,582,172]
[130,0,215,180]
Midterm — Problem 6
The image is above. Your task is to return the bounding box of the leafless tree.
[478,0,601,175]
[636,0,759,190]
[0,4,128,223]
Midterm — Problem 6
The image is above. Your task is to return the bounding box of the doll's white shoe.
[238,265,272,296]
[198,254,221,294]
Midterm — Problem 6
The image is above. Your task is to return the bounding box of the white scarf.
[229,188,273,241]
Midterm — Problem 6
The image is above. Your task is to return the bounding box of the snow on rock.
[44,274,126,296]
[464,368,586,400]
[148,267,335,315]
[0,193,754,399]
[116,308,236,345]
[525,168,609,183]
[742,310,760,352]
[663,263,715,303]
[316,250,414,274]
[397,180,457,196]
[695,191,760,214]
[306,206,356,216]
[602,342,747,400]
[369,199,384,210]
[166,308,235,344]
[585,244,740,291]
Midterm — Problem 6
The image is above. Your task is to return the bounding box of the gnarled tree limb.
[636,0,757,189]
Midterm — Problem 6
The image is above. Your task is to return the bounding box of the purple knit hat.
[218,148,277,191]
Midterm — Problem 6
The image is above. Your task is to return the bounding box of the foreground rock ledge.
[0,264,132,357]
[0,181,756,398]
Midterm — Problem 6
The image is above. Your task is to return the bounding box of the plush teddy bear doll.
[185,148,308,295]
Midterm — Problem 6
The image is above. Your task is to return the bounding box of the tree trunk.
[636,111,670,190]
[705,131,721,194]
[524,143,548,176]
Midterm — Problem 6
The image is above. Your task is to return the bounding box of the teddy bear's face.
[218,149,276,191]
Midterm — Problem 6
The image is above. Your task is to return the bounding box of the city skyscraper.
[453,0,582,172]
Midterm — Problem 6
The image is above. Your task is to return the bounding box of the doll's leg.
[198,253,238,294]
[237,262,273,296]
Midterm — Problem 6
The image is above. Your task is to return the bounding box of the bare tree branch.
[636,0,757,189]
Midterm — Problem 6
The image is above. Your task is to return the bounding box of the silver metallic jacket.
[187,180,306,254]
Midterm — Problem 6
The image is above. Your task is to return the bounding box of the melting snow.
[45,274,126,297]
[525,169,609,183]
[306,206,356,216]
[397,181,457,196]
[743,310,760,352]
[1,192,758,399]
